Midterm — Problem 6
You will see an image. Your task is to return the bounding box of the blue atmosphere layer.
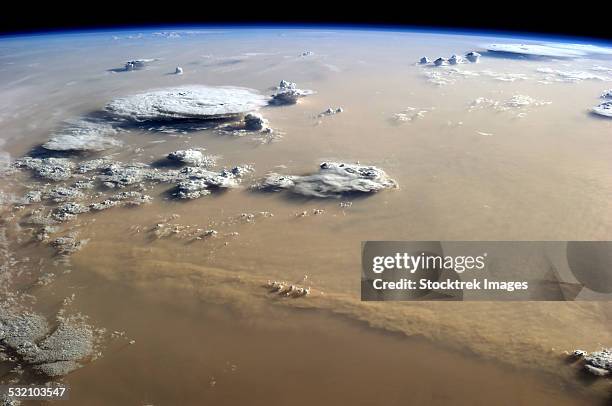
[0,24,611,47]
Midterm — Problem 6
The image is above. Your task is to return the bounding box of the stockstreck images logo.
[361,241,612,301]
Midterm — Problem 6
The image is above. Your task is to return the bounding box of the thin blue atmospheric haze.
[0,24,611,48]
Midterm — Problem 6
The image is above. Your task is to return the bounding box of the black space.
[1,5,610,41]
